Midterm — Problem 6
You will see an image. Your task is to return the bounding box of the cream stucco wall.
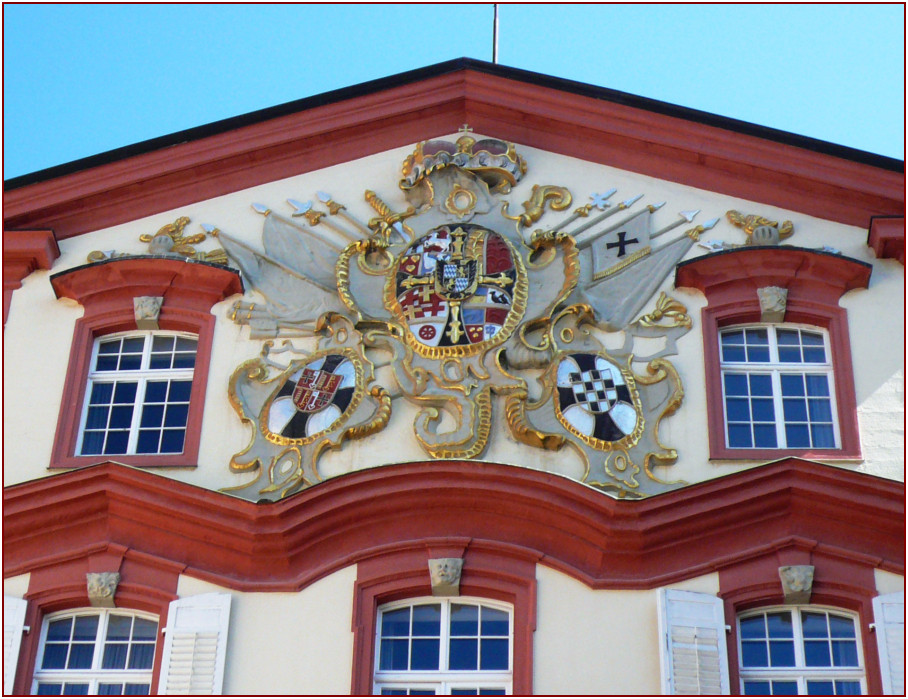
[533,566,720,694]
[3,134,904,493]
[176,567,356,695]
[3,573,31,598]
[874,569,905,595]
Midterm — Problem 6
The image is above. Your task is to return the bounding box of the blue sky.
[3,4,904,179]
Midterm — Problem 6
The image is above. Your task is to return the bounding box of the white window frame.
[737,606,866,696]
[373,597,513,696]
[719,324,840,450]
[76,331,197,457]
[31,608,159,696]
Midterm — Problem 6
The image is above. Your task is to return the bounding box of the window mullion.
[770,370,786,448]
[440,601,450,672]
[127,379,149,454]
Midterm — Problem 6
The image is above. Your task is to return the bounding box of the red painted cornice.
[867,216,906,265]
[3,460,903,591]
[3,69,903,240]
[2,229,60,323]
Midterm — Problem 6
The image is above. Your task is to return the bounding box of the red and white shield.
[292,368,342,413]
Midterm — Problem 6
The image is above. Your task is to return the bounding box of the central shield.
[436,258,478,300]
[292,368,342,413]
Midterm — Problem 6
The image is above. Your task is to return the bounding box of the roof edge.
[5,57,902,190]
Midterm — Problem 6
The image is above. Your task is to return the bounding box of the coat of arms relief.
[212,131,721,501]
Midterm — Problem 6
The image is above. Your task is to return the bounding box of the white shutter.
[3,595,28,695]
[158,592,232,695]
[872,591,905,695]
[657,588,730,695]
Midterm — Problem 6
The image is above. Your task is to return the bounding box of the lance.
[549,188,618,233]
[570,194,644,239]
[317,191,372,236]
[250,204,343,253]
[575,201,665,251]
[287,199,359,243]
[201,224,338,294]
[650,209,701,240]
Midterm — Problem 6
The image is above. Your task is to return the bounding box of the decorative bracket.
[779,565,814,604]
[428,558,463,597]
[86,572,120,608]
[757,286,788,323]
[134,296,163,330]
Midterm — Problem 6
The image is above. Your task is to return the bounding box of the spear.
[287,199,359,243]
[570,194,644,239]
[250,203,343,252]
[575,201,665,251]
[548,188,618,233]
[317,191,372,236]
[650,209,700,240]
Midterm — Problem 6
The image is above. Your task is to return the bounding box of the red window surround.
[675,246,871,461]
[719,543,887,695]
[2,229,60,325]
[49,256,242,469]
[351,541,536,695]
[9,544,181,696]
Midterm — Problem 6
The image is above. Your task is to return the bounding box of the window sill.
[49,455,198,470]
[709,448,863,462]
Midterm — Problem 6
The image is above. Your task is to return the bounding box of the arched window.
[77,332,197,456]
[738,607,865,696]
[719,325,837,450]
[374,598,512,696]
[32,609,158,696]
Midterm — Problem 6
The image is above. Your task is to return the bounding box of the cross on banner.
[606,231,639,257]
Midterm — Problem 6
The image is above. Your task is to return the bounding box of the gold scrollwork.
[502,185,572,228]
[636,292,692,329]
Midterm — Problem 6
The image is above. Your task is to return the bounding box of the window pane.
[751,398,774,422]
[749,375,772,396]
[152,336,175,352]
[98,685,123,696]
[741,640,768,667]
[382,608,411,637]
[169,381,193,402]
[778,346,802,363]
[410,638,440,670]
[128,643,156,670]
[102,642,129,669]
[722,345,746,362]
[175,337,197,352]
[124,685,150,696]
[828,615,856,639]
[783,398,807,421]
[766,612,793,638]
[480,638,509,670]
[481,607,509,636]
[805,375,830,396]
[85,406,110,430]
[47,618,73,642]
[144,381,168,403]
[41,644,67,670]
[98,339,121,354]
[172,353,196,369]
[409,692,435,696]
[780,374,805,396]
[804,640,832,666]
[806,680,834,695]
[740,616,766,639]
[122,337,145,353]
[726,398,750,421]
[136,430,161,454]
[449,638,478,670]
[113,383,138,404]
[802,612,829,638]
[808,399,832,422]
[724,374,748,395]
[81,431,105,455]
[90,383,114,403]
[721,329,745,345]
[380,691,408,696]
[811,424,835,448]
[451,691,478,696]
[776,329,799,345]
[830,640,859,667]
[109,406,134,429]
[36,684,63,696]
[64,684,90,695]
[753,424,778,448]
[728,424,752,448]
[478,690,506,696]
[118,354,142,371]
[451,604,479,636]
[785,424,810,448]
[159,429,186,453]
[743,680,771,695]
[67,643,95,669]
[768,640,795,666]
[149,353,173,370]
[73,615,100,641]
[379,638,409,671]
[140,404,165,428]
[772,681,798,695]
[803,347,826,363]
[163,404,189,428]
[104,431,130,454]
[96,355,119,371]
[133,617,158,641]
[835,680,862,695]
[411,605,440,637]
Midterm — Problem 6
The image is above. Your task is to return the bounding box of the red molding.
[2,229,60,324]
[351,543,536,694]
[675,247,870,461]
[719,544,885,694]
[11,548,179,695]
[867,216,906,265]
[3,71,903,240]
[4,460,903,593]
[49,257,242,470]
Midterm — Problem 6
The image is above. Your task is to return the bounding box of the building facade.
[4,59,904,695]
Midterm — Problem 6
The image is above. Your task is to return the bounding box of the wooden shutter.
[158,592,232,695]
[872,591,905,695]
[3,595,28,695]
[657,588,730,695]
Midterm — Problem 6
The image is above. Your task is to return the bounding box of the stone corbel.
[86,572,121,608]
[758,286,788,323]
[779,565,814,604]
[428,558,463,597]
[134,296,163,330]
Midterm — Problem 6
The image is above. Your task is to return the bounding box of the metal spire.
[492,4,499,64]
